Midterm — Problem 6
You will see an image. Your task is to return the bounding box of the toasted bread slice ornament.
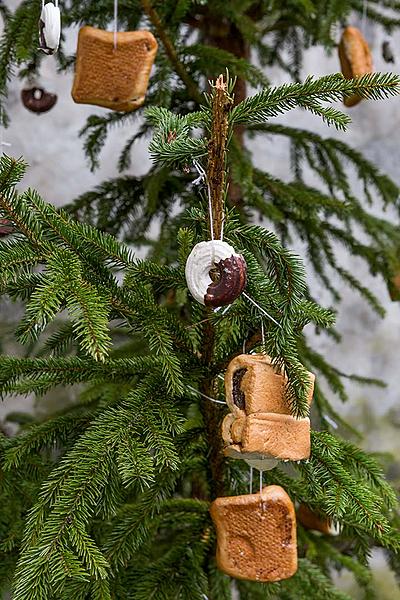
[338,26,373,107]
[72,27,158,112]
[222,354,315,467]
[210,486,297,582]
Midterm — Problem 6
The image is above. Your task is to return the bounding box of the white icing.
[185,240,238,305]
[40,3,61,53]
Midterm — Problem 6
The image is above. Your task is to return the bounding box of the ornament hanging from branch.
[222,354,315,469]
[38,0,61,55]
[382,40,395,64]
[21,87,57,113]
[338,26,373,107]
[210,486,297,582]
[297,504,340,536]
[71,27,158,112]
[185,240,247,308]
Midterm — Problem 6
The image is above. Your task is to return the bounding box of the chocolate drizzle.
[232,368,247,410]
[204,254,247,308]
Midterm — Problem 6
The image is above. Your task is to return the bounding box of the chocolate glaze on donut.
[21,87,57,114]
[204,254,247,308]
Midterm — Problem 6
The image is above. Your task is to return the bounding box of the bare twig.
[206,74,233,239]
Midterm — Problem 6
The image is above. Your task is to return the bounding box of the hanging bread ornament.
[21,87,57,113]
[71,27,158,112]
[38,1,61,55]
[338,26,373,107]
[297,504,339,536]
[210,486,297,582]
[185,240,247,308]
[222,354,315,468]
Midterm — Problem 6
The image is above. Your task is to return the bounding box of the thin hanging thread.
[193,160,217,241]
[261,319,265,347]
[259,470,263,494]
[361,0,367,34]
[242,291,282,329]
[249,465,253,494]
[113,0,118,50]
[187,384,226,406]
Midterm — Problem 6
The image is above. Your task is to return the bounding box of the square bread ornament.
[210,486,297,582]
[71,26,158,112]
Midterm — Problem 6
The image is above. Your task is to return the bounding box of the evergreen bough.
[0,1,399,598]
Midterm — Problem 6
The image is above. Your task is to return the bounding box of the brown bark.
[202,19,249,207]
[206,75,232,240]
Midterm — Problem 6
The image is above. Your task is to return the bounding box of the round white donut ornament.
[185,240,247,308]
[39,1,61,55]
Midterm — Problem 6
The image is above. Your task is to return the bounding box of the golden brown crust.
[241,413,311,460]
[71,26,158,112]
[338,26,373,107]
[225,354,314,416]
[298,504,338,535]
[210,486,297,582]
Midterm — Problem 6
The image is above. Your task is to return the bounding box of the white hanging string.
[113,0,118,50]
[324,414,338,430]
[361,0,367,34]
[193,161,216,241]
[259,469,263,494]
[187,384,226,405]
[242,291,282,329]
[243,331,248,354]
[261,318,265,347]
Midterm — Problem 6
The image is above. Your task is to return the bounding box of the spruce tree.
[0,2,399,599]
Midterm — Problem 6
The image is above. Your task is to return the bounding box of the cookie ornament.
[185,240,247,308]
[338,26,373,107]
[21,87,57,114]
[71,27,158,112]
[222,354,314,468]
[210,486,297,582]
[38,0,61,55]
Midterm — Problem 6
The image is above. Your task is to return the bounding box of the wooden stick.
[206,74,233,240]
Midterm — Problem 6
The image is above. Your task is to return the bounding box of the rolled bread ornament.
[71,27,158,112]
[210,486,297,582]
[298,504,340,536]
[222,354,315,467]
[38,1,61,55]
[338,26,373,107]
[185,240,247,308]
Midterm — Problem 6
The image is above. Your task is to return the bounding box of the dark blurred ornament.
[382,40,395,63]
[0,219,14,237]
[21,87,57,114]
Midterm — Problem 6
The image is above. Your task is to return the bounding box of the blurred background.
[0,4,399,597]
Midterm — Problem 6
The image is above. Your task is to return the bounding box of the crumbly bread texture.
[210,486,297,582]
[222,354,314,463]
[71,27,158,112]
[225,354,314,417]
[241,413,311,460]
[338,26,373,107]
[298,504,339,536]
